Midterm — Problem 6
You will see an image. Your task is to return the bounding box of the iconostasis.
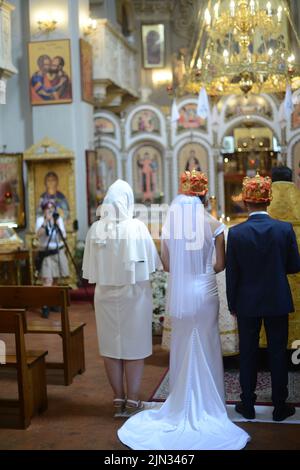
[89,93,300,223]
[2,93,300,231]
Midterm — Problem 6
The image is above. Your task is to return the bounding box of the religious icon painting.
[177,103,206,132]
[28,39,72,105]
[94,117,116,138]
[141,24,165,69]
[0,153,26,228]
[35,166,71,223]
[131,110,160,135]
[178,143,208,177]
[224,95,273,121]
[24,138,76,233]
[80,38,94,105]
[86,148,117,225]
[132,144,163,204]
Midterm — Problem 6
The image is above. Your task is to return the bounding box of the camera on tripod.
[37,199,82,286]
[52,211,60,222]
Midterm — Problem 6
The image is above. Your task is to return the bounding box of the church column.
[164,149,172,205]
[121,152,128,183]
[217,153,225,216]
[164,116,173,204]
[212,121,224,216]
[282,145,289,167]
[165,116,174,203]
[280,125,288,166]
[28,0,94,239]
[120,117,127,179]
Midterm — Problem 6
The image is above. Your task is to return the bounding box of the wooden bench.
[0,309,48,429]
[0,286,86,386]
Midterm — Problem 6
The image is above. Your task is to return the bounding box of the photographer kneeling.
[36,200,69,318]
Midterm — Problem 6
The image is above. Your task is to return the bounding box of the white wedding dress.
[118,195,250,450]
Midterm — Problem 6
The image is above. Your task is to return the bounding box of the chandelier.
[173,0,300,96]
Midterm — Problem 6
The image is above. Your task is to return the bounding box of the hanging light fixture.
[169,0,300,97]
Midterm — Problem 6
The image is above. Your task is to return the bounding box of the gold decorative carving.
[24,137,74,161]
[268,182,300,222]
[0,226,24,251]
[24,137,77,287]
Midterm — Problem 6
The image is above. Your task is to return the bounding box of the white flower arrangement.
[151,271,168,335]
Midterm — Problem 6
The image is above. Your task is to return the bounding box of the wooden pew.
[0,286,86,386]
[0,309,48,429]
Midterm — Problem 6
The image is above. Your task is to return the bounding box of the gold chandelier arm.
[190,0,211,69]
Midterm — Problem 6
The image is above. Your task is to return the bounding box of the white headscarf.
[83,179,161,285]
[99,179,134,221]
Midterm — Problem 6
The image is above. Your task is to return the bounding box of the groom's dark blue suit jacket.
[226,213,300,317]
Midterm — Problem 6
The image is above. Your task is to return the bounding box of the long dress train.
[118,196,250,450]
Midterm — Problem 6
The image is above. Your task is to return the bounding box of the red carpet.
[70,284,95,302]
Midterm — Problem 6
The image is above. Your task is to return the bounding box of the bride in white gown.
[118,171,250,450]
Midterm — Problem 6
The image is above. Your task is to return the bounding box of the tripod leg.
[54,222,82,285]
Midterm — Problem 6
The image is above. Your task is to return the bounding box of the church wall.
[104,0,118,29]
[0,0,33,240]
[132,2,187,107]
[0,0,32,153]
[2,0,300,243]
[132,1,205,108]
[90,0,119,30]
[137,20,173,107]
[27,0,94,239]
[29,0,67,34]
[1,0,95,238]
[68,1,94,239]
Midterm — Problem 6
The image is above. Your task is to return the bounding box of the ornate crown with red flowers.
[180,170,208,197]
[242,171,272,203]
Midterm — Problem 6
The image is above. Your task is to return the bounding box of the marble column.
[0,0,18,80]
[212,124,224,216]
[217,153,225,216]
[0,0,19,147]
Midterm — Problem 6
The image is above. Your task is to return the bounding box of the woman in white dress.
[83,180,161,417]
[118,171,250,450]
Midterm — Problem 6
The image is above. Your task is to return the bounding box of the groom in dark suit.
[226,172,300,421]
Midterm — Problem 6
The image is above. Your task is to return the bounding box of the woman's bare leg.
[124,359,144,401]
[42,277,53,286]
[103,357,125,399]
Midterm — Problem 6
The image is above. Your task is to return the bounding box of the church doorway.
[221,122,280,219]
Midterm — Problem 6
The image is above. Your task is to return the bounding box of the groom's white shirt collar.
[249,211,269,217]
